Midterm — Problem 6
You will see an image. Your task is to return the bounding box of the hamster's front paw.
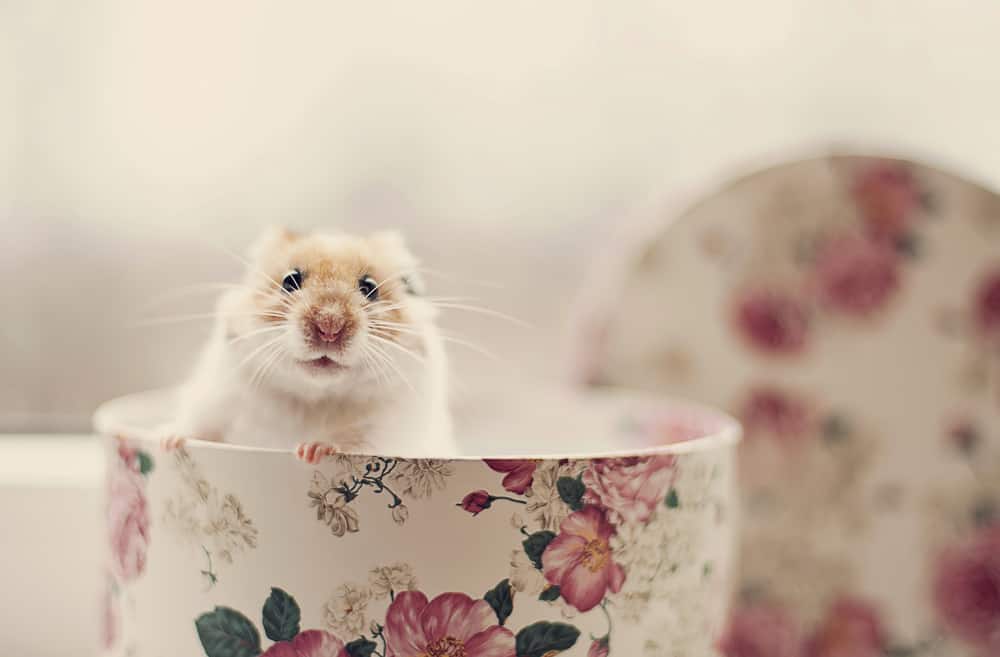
[153,423,192,452]
[160,435,188,452]
[295,441,339,464]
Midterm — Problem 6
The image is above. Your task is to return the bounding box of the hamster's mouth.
[299,356,345,373]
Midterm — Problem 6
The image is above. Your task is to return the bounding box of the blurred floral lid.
[571,153,1000,656]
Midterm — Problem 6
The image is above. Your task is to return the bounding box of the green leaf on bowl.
[522,531,556,570]
[538,585,561,602]
[484,578,514,626]
[515,621,580,657]
[262,587,301,643]
[195,606,262,657]
[345,638,378,657]
[137,451,154,476]
[665,488,680,508]
[556,476,586,511]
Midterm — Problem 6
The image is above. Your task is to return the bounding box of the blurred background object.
[6,1,1000,430]
[569,154,1000,655]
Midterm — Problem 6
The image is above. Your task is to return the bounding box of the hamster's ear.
[248,225,299,261]
[369,230,423,294]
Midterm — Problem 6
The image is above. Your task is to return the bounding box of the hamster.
[162,226,453,461]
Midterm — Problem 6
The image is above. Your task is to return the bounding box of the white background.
[6,1,1000,427]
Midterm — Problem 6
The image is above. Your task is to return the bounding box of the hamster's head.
[225,226,437,397]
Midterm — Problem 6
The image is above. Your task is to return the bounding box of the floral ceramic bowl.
[94,386,740,657]
[572,153,1000,657]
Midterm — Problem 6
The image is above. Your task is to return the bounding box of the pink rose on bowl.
[262,630,348,657]
[117,442,139,471]
[718,604,803,657]
[740,386,813,447]
[542,506,626,612]
[107,455,150,581]
[932,525,1000,652]
[732,286,810,355]
[101,577,118,651]
[582,456,677,525]
[852,161,921,242]
[459,490,493,516]
[483,459,537,494]
[804,597,886,657]
[588,637,610,657]
[813,235,900,318]
[384,591,515,657]
[973,267,1000,339]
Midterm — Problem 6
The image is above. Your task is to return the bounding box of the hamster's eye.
[358,275,378,300]
[282,269,303,293]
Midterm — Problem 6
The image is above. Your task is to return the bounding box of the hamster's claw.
[160,435,187,452]
[295,442,338,464]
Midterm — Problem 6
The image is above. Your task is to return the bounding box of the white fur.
[166,231,453,457]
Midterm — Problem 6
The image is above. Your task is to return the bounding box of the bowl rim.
[94,386,741,461]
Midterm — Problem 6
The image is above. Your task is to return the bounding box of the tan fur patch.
[240,229,420,349]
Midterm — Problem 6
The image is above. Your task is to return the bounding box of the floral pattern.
[458,448,731,653]
[811,235,900,318]
[163,447,258,586]
[932,526,1000,654]
[484,459,538,495]
[925,418,1000,656]
[307,456,452,537]
[195,573,586,657]
[724,159,929,356]
[718,597,888,657]
[732,285,811,355]
[100,399,735,656]
[581,456,677,525]
[108,442,153,581]
[385,591,515,657]
[852,160,923,242]
[262,631,348,657]
[939,264,1000,407]
[104,438,154,656]
[541,506,625,612]
[572,154,1000,656]
[973,268,1000,338]
[324,584,371,637]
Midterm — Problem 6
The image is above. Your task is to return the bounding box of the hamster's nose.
[310,313,347,345]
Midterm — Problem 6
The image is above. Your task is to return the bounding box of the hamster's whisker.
[359,349,387,386]
[217,244,288,296]
[424,301,531,327]
[258,314,290,323]
[252,344,287,389]
[368,332,427,364]
[363,347,394,388]
[132,311,284,327]
[368,321,426,343]
[254,340,287,388]
[411,267,505,290]
[372,320,499,362]
[367,268,419,297]
[438,334,501,362]
[139,282,262,311]
[245,341,279,389]
[362,342,401,389]
[238,335,286,370]
[368,318,411,331]
[228,325,286,346]
[366,300,408,314]
[366,340,416,393]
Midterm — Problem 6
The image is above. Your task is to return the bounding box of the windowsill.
[0,434,103,488]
